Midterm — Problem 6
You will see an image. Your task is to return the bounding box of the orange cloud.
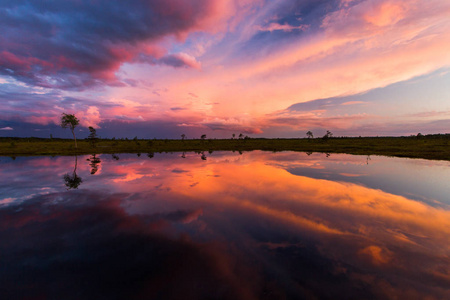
[363,2,407,27]
[359,245,393,265]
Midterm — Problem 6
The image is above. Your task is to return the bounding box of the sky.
[0,0,449,139]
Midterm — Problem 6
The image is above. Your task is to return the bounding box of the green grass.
[1,135,449,161]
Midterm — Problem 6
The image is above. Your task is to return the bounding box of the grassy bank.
[1,135,449,161]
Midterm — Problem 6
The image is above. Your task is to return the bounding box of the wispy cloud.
[256,23,309,32]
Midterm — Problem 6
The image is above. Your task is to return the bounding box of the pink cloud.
[77,106,102,128]
[27,116,60,126]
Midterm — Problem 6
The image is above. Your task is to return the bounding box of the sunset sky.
[1,0,449,139]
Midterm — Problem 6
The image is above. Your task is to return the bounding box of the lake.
[1,151,449,299]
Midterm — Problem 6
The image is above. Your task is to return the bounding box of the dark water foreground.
[0,151,449,299]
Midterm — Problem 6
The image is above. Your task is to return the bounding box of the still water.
[0,151,449,299]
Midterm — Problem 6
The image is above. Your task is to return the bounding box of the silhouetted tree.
[232,133,235,139]
[88,126,98,147]
[61,113,80,148]
[322,130,333,141]
[201,134,206,140]
[239,133,243,139]
[181,134,186,141]
[306,131,313,139]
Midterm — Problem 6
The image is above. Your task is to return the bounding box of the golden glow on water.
[93,153,450,282]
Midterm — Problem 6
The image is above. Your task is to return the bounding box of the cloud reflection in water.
[0,152,449,299]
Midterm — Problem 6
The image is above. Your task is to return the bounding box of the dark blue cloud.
[0,0,215,90]
[275,0,342,27]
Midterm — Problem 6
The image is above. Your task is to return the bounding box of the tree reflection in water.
[200,151,207,160]
[87,154,101,175]
[63,156,82,189]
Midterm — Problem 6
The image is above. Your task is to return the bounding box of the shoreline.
[1,136,449,161]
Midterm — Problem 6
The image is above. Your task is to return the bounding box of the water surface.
[1,151,449,299]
